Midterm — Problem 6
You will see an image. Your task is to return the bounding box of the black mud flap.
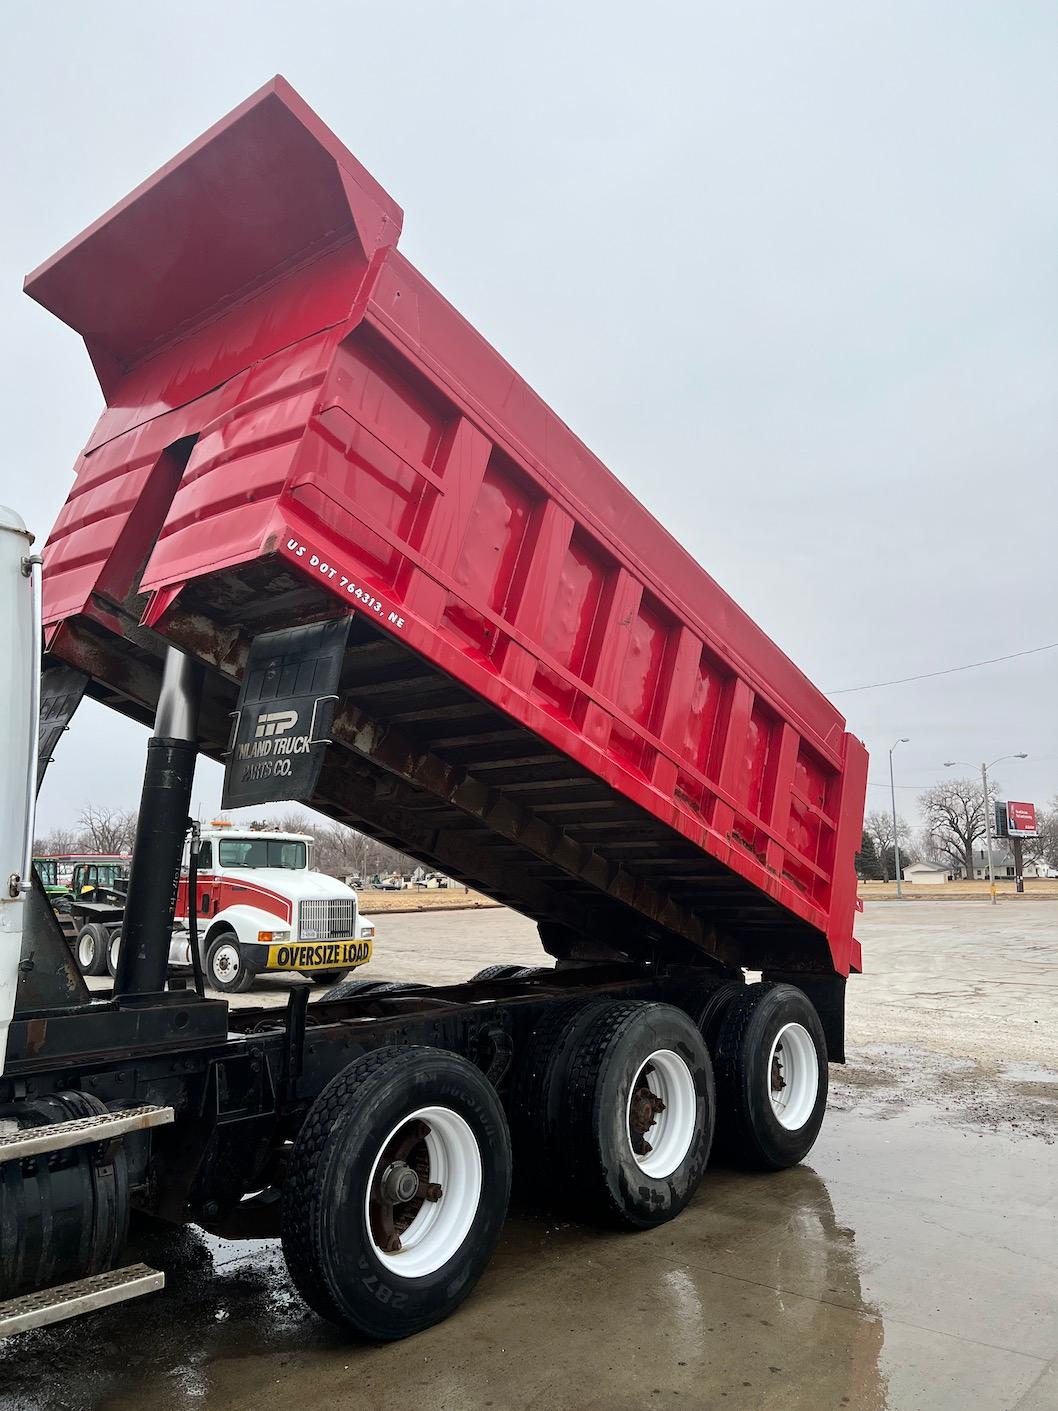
[38,662,90,788]
[762,970,847,1063]
[221,617,352,809]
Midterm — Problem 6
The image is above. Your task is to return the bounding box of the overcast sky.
[1,2,1054,839]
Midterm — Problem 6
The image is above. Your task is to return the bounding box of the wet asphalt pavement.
[4,901,1057,1410]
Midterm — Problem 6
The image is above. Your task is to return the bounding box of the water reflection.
[0,1162,895,1411]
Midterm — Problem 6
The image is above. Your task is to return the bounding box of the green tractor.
[32,856,71,906]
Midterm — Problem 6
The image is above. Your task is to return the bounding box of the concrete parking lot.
[6,901,1057,1410]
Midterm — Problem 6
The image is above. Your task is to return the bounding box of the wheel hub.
[380,1161,421,1205]
[628,1067,667,1157]
[771,1047,787,1097]
[369,1119,443,1254]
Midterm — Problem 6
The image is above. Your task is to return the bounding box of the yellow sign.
[266,939,372,971]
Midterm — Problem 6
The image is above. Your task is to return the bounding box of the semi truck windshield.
[218,839,306,869]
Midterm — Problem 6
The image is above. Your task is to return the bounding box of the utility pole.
[1012,835,1025,895]
[981,761,996,904]
[889,738,909,897]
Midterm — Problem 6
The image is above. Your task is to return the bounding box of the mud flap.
[222,617,351,809]
[762,971,846,1063]
[37,662,89,789]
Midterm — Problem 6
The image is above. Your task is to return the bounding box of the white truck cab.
[172,825,375,992]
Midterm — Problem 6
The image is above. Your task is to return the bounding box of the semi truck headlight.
[258,929,290,943]
[359,923,375,939]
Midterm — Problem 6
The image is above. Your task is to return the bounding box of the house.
[963,846,1054,881]
[904,861,951,886]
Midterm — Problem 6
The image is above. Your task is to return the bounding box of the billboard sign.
[996,800,1038,839]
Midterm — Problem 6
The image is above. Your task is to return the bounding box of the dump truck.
[0,78,867,1343]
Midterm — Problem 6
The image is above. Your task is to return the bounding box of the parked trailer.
[1,79,867,1343]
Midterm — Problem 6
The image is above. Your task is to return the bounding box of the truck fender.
[202,906,289,954]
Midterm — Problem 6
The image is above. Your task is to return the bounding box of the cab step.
[0,1104,174,1162]
[0,1264,165,1337]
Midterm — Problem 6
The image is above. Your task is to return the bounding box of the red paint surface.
[174,875,292,927]
[29,77,867,976]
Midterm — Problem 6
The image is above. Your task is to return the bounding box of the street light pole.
[889,738,909,897]
[944,753,1028,905]
[981,761,996,903]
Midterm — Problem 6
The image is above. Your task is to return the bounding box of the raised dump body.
[29,77,866,981]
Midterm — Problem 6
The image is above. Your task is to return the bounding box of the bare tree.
[33,825,81,856]
[1031,798,1058,872]
[246,810,416,881]
[864,809,912,882]
[918,776,996,880]
[77,805,137,854]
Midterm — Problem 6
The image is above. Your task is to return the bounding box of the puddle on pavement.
[1,1054,1055,1411]
[999,1059,1058,1086]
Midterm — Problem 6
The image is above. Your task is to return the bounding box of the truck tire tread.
[560,1000,714,1228]
[505,997,604,1198]
[712,981,828,1171]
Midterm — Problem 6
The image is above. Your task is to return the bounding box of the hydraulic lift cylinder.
[114,650,202,997]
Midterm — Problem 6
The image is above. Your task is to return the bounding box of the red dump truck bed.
[29,77,866,979]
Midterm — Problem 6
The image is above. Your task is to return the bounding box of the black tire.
[106,928,122,979]
[468,963,537,982]
[320,978,420,1002]
[712,982,828,1171]
[205,929,256,994]
[686,978,745,1051]
[74,923,109,977]
[505,997,609,1202]
[306,969,348,985]
[281,1045,511,1341]
[556,1001,715,1229]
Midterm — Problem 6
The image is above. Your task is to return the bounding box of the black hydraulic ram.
[114,650,203,997]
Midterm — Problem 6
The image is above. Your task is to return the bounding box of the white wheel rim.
[77,933,96,968]
[109,933,120,970]
[366,1105,482,1278]
[768,1023,819,1130]
[212,942,241,982]
[626,1049,697,1178]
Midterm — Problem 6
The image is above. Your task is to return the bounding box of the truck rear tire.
[469,963,537,982]
[506,997,605,1201]
[683,978,745,1051]
[281,1045,511,1340]
[205,930,256,994]
[712,982,828,1171]
[320,978,420,1002]
[106,928,122,979]
[556,1001,715,1229]
[74,923,110,976]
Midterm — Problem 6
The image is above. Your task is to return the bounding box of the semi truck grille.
[299,899,356,940]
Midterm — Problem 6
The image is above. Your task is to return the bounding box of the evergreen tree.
[856,829,883,881]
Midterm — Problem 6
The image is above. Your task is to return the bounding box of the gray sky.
[2,1,1054,839]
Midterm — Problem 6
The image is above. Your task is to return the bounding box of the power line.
[827,640,1058,695]
[866,781,930,789]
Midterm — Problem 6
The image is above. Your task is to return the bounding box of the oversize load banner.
[222,617,351,809]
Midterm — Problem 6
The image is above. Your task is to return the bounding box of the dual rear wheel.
[74,923,112,977]
[279,983,827,1342]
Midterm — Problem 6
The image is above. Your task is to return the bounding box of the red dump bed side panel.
[29,79,867,976]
